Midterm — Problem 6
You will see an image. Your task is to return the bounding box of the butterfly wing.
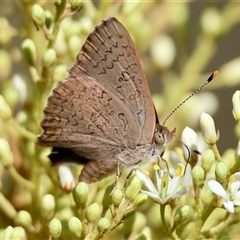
[69,17,156,143]
[38,76,140,159]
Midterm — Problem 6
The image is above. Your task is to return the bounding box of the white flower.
[136,165,190,205]
[208,173,240,213]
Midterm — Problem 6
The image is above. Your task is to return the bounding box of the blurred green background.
[0,1,240,239]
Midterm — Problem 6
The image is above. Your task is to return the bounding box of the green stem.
[230,154,240,175]
[211,144,222,162]
[8,166,35,191]
[202,213,234,238]
[10,119,36,142]
[48,0,67,49]
[0,192,17,220]
[160,205,169,235]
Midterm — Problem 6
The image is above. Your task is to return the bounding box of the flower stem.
[160,205,169,235]
[8,166,35,191]
[211,144,222,162]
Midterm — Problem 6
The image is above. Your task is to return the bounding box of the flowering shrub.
[1,1,240,239]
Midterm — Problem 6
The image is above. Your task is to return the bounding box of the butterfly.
[37,17,175,183]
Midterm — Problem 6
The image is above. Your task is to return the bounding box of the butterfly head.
[154,124,176,151]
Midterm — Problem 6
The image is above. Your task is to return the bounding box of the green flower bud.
[53,64,67,83]
[0,95,12,120]
[2,226,13,239]
[215,162,228,184]
[68,217,82,238]
[133,193,148,206]
[0,138,14,168]
[232,90,240,122]
[10,227,26,239]
[17,210,32,227]
[97,218,110,232]
[0,18,17,45]
[192,166,205,186]
[133,233,147,240]
[43,48,56,68]
[45,10,53,29]
[21,39,37,66]
[111,188,123,207]
[41,194,55,220]
[49,218,62,239]
[86,203,100,223]
[174,205,190,225]
[73,182,89,208]
[200,112,218,145]
[201,149,215,172]
[31,4,45,27]
[125,175,141,200]
[68,35,82,59]
[70,0,82,10]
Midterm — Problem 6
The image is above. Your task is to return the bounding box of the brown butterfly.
[37,17,175,183]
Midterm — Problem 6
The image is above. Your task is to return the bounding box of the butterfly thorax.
[116,124,176,169]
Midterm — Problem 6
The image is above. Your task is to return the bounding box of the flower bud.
[53,64,67,83]
[70,0,82,10]
[201,149,215,172]
[58,165,76,192]
[173,205,190,225]
[111,188,123,207]
[219,58,240,87]
[45,10,53,29]
[192,166,205,186]
[31,4,45,27]
[0,138,14,168]
[17,210,32,227]
[133,193,148,206]
[200,112,218,145]
[10,227,26,239]
[49,218,62,239]
[125,175,141,200]
[0,95,12,120]
[232,90,240,122]
[68,217,82,238]
[43,48,56,68]
[73,182,89,208]
[86,203,100,223]
[0,18,17,45]
[151,35,176,69]
[21,38,37,66]
[201,8,221,37]
[41,194,55,220]
[2,226,13,239]
[68,35,82,59]
[97,218,110,232]
[181,127,198,162]
[133,233,147,240]
[215,162,228,184]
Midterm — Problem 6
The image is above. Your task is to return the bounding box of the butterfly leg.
[122,164,139,197]
[110,158,122,196]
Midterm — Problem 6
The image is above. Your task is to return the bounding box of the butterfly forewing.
[69,17,156,142]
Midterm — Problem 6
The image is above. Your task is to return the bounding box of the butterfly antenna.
[162,71,218,126]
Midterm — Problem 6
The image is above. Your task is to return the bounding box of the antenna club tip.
[207,70,218,83]
[213,70,218,78]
